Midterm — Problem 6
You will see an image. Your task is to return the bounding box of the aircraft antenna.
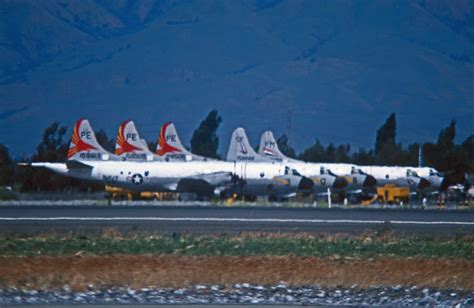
[287,108,292,143]
[418,144,424,167]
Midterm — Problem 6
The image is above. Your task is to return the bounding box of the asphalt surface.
[0,205,473,235]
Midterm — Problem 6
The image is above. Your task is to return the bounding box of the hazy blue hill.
[0,0,473,156]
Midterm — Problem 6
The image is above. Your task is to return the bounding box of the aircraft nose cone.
[333,177,348,189]
[363,175,377,188]
[418,178,431,190]
[298,176,314,191]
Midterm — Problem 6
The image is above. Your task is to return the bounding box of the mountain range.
[0,0,473,156]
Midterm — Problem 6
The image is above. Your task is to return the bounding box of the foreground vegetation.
[1,234,472,259]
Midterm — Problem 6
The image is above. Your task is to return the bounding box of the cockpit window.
[292,169,301,176]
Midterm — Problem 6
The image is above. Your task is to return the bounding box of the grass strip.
[0,234,473,258]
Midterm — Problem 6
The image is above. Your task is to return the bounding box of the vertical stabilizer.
[67,118,116,161]
[115,120,154,161]
[227,128,268,162]
[156,122,196,161]
[156,122,190,155]
[258,131,285,162]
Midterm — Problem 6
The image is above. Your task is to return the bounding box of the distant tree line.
[277,113,472,184]
[0,111,472,192]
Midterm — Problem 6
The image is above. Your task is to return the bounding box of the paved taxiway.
[0,205,473,234]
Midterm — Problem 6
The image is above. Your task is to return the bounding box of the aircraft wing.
[161,172,233,193]
[167,172,235,197]
[185,171,233,186]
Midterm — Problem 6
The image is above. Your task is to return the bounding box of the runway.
[0,205,473,235]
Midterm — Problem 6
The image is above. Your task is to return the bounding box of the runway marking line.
[0,217,473,225]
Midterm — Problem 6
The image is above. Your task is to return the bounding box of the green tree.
[423,121,470,182]
[276,134,296,158]
[374,113,403,165]
[299,139,327,162]
[405,143,420,167]
[351,147,375,165]
[95,129,115,153]
[437,120,456,150]
[461,135,474,172]
[34,122,68,162]
[326,143,336,161]
[0,144,14,186]
[335,144,351,163]
[16,122,70,191]
[375,113,396,155]
[190,109,222,158]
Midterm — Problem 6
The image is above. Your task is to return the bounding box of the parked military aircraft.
[258,131,377,196]
[27,119,313,200]
[258,131,444,193]
[227,128,347,194]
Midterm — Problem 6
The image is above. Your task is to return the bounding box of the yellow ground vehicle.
[105,185,175,201]
[376,184,410,204]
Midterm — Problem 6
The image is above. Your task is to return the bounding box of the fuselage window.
[145,171,149,176]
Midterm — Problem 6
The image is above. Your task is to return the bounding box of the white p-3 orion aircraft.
[226,127,349,195]
[258,131,445,194]
[25,119,313,200]
[258,131,378,196]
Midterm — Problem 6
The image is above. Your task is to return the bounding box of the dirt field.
[1,255,472,291]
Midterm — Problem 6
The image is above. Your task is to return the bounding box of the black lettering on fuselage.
[237,156,255,161]
[125,153,147,160]
[166,153,186,160]
[102,175,118,182]
[79,152,101,159]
